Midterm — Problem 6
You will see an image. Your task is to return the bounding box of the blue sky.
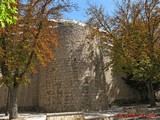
[62,0,115,22]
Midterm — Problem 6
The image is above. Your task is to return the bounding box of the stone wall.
[100,41,140,104]
[0,77,38,111]
[0,86,7,109]
[46,112,84,120]
[38,22,108,112]
[0,20,140,113]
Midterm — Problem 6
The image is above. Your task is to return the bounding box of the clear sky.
[62,0,115,22]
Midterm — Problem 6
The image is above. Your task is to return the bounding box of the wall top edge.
[48,19,86,27]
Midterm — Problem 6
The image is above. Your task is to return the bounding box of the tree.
[0,0,75,119]
[87,0,160,107]
[0,0,18,115]
[0,0,18,27]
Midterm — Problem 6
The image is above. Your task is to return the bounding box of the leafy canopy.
[0,0,75,87]
[0,0,18,27]
[87,0,160,83]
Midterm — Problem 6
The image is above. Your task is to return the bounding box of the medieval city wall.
[0,20,140,112]
[37,21,108,112]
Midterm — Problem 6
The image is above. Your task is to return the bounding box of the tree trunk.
[146,79,156,107]
[5,89,10,116]
[9,84,19,120]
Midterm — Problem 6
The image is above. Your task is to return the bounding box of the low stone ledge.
[84,116,114,120]
[46,112,84,120]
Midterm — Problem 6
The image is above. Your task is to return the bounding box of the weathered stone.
[46,112,84,120]
[0,20,140,113]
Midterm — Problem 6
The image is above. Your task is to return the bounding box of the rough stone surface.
[46,112,84,120]
[0,20,140,112]
[38,22,110,112]
[47,115,84,120]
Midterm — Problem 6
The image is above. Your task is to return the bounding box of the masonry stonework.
[37,21,108,112]
[0,20,140,112]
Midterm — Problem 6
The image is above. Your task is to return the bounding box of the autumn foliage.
[87,0,160,106]
[0,0,75,119]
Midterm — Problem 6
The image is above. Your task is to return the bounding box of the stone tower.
[0,20,139,112]
[37,20,108,112]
